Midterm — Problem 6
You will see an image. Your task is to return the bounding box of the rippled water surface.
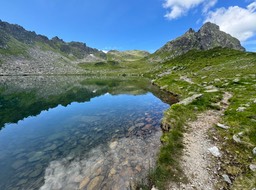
[0,76,174,190]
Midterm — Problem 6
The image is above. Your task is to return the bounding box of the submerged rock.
[28,151,44,162]
[17,179,28,186]
[109,141,118,149]
[44,144,57,152]
[79,177,90,189]
[87,176,104,190]
[11,160,27,169]
[29,166,43,178]
[135,122,144,128]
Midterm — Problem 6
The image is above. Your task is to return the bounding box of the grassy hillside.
[142,48,256,189]
[107,50,150,62]
[78,54,156,76]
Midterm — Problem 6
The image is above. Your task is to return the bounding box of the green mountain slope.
[0,20,106,75]
[107,50,150,62]
[145,47,256,189]
[0,20,105,59]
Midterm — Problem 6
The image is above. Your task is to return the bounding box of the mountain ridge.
[0,19,106,59]
[0,20,247,75]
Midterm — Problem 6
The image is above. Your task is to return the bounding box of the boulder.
[177,94,203,106]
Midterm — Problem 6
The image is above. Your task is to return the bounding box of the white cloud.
[202,0,218,13]
[248,2,256,11]
[163,0,218,19]
[205,2,256,41]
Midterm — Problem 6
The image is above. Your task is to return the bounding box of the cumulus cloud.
[205,2,256,41]
[163,0,218,19]
[202,0,218,13]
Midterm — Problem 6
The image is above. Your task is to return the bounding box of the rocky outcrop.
[154,22,245,60]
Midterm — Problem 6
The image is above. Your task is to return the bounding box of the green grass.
[144,47,256,189]
[1,35,255,188]
[107,50,150,62]
[78,59,157,76]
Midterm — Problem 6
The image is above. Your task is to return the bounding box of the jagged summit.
[154,22,245,60]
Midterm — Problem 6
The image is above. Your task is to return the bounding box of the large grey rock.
[177,94,203,106]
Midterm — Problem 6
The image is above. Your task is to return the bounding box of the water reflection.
[0,76,174,190]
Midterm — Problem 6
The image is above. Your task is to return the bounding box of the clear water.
[0,76,173,190]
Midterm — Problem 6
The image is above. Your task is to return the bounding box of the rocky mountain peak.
[200,22,220,32]
[51,36,65,43]
[154,22,245,60]
[186,28,195,34]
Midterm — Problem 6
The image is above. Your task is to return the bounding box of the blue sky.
[0,0,256,52]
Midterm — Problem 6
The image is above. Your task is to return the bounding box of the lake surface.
[0,76,174,190]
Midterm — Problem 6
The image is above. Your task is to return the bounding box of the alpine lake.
[0,76,176,190]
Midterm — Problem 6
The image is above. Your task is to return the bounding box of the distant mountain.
[0,20,106,75]
[151,22,245,61]
[107,50,150,62]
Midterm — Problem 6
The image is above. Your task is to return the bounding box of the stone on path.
[249,164,256,171]
[151,185,158,190]
[208,146,221,157]
[216,123,230,129]
[252,147,256,155]
[233,134,242,143]
[222,174,232,184]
